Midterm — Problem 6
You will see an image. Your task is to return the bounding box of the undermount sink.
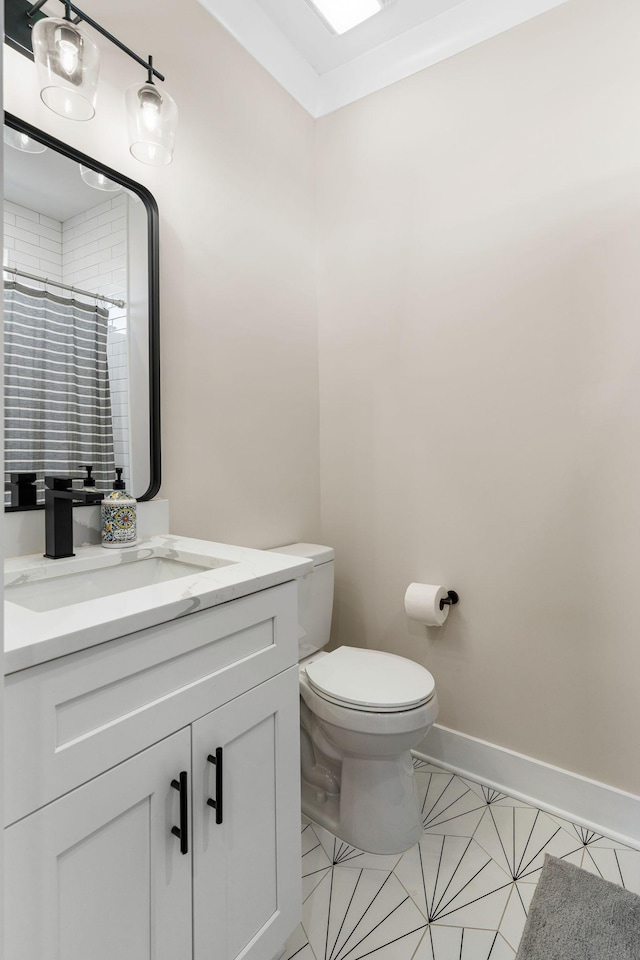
[5,555,222,613]
[3,535,314,676]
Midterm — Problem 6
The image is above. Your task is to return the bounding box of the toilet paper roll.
[404,583,449,626]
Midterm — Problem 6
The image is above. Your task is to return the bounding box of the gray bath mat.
[516,855,640,959]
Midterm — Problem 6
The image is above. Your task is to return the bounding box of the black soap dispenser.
[101,468,137,548]
[80,464,98,492]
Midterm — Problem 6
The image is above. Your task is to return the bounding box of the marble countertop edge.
[4,535,313,675]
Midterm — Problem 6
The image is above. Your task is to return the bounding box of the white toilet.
[272,543,439,855]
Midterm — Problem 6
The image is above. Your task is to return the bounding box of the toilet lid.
[305,646,436,713]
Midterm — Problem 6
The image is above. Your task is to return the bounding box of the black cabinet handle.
[171,771,188,854]
[206,748,223,824]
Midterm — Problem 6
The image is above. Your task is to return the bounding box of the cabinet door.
[5,728,192,960]
[193,667,301,960]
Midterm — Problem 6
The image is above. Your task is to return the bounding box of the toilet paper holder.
[439,590,460,611]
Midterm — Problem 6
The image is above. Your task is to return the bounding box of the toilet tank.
[269,543,335,661]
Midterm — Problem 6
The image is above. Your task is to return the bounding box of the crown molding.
[198,0,569,118]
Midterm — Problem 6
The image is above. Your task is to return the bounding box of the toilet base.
[302,749,423,855]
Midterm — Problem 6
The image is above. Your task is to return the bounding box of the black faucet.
[44,475,104,559]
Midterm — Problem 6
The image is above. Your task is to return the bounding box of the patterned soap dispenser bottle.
[101,468,137,549]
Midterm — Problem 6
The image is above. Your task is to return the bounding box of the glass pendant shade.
[3,128,47,153]
[126,81,178,166]
[32,17,100,121]
[79,164,121,192]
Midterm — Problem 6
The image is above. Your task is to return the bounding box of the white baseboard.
[413,724,640,852]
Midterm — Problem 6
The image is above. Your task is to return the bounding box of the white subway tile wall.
[3,200,63,281]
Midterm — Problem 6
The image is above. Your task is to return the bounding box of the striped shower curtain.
[4,282,116,504]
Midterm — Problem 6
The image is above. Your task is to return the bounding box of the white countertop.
[4,535,313,675]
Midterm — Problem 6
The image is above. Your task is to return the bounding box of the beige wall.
[4,0,320,549]
[316,0,640,794]
[5,0,640,795]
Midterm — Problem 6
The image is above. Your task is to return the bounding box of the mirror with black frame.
[3,113,160,510]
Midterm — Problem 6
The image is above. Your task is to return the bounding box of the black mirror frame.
[3,111,161,509]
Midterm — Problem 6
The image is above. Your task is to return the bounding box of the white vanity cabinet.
[192,669,300,960]
[5,729,193,960]
[4,579,303,960]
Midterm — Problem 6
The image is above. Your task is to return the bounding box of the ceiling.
[197,0,569,117]
[4,134,124,221]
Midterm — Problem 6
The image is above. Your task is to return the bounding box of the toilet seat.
[305,646,436,714]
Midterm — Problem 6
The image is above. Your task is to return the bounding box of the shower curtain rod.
[3,266,125,309]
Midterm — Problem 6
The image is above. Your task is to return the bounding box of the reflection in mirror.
[3,114,159,508]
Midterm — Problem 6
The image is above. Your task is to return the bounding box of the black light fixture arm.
[25,0,47,15]
[26,0,166,82]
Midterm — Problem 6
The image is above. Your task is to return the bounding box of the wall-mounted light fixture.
[79,164,121,192]
[31,6,100,120]
[5,0,178,165]
[126,56,178,167]
[3,125,47,153]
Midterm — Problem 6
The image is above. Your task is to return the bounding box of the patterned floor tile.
[460,778,533,808]
[413,926,516,960]
[581,843,640,895]
[584,831,640,852]
[302,822,333,901]
[395,834,512,927]
[299,759,640,960]
[312,822,402,872]
[284,924,317,960]
[543,816,640,893]
[302,866,427,960]
[415,770,488,837]
[413,759,446,773]
[546,815,599,840]
[496,881,537,952]
[472,805,582,882]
